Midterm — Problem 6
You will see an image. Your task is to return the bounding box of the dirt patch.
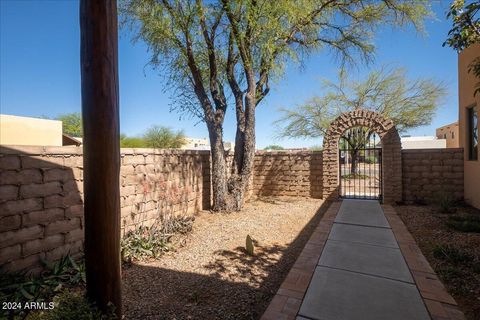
[122,197,327,320]
[395,204,480,320]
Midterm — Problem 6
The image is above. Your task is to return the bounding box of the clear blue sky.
[0,0,458,148]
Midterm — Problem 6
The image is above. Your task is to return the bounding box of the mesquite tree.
[276,67,446,173]
[121,0,431,211]
[340,127,373,174]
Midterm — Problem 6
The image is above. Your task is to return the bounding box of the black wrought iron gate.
[339,127,382,201]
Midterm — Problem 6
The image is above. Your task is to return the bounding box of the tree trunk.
[80,0,122,317]
[350,149,359,175]
[232,125,245,175]
[208,123,230,211]
[228,92,257,210]
[207,95,256,212]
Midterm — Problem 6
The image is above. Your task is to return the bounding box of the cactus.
[246,235,255,256]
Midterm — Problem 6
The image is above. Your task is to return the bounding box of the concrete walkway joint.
[298,199,428,320]
[261,200,465,320]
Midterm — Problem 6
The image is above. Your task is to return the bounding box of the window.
[451,131,455,139]
[443,133,447,139]
[468,105,478,160]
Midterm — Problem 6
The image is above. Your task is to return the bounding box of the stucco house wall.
[458,44,480,209]
[0,114,63,147]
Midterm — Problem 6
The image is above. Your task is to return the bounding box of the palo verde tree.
[121,0,432,211]
[264,145,284,150]
[276,67,447,173]
[144,125,186,148]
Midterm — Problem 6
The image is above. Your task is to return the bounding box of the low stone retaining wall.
[0,146,464,273]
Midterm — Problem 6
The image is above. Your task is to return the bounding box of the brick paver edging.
[382,205,466,320]
[261,201,341,320]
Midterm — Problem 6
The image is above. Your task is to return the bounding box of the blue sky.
[0,0,458,148]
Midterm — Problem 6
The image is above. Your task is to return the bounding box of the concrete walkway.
[297,199,430,320]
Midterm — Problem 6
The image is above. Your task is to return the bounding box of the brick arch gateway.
[322,109,402,204]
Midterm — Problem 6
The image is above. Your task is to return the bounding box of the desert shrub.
[437,266,463,281]
[446,215,480,233]
[263,145,284,150]
[121,226,170,261]
[364,156,376,164]
[121,216,194,262]
[412,196,427,206]
[432,244,474,265]
[341,173,368,180]
[0,256,86,319]
[434,192,457,213]
[26,290,115,320]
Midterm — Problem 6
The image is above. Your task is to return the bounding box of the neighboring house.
[0,114,83,147]
[400,136,446,149]
[0,114,63,146]
[458,44,480,209]
[181,137,210,150]
[62,135,82,146]
[181,137,235,151]
[435,122,459,148]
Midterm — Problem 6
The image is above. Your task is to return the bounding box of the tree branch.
[196,0,227,116]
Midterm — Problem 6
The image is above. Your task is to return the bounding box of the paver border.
[383,205,465,320]
[261,201,341,320]
[261,201,466,320]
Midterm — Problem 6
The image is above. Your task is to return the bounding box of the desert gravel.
[396,204,480,319]
[122,197,327,320]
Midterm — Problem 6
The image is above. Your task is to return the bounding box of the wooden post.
[80,0,122,317]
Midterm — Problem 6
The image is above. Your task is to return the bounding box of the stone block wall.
[402,148,464,203]
[0,146,465,273]
[253,151,323,198]
[119,149,210,233]
[0,146,84,273]
[0,146,210,272]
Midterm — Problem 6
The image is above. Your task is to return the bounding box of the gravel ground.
[395,204,480,320]
[122,197,327,320]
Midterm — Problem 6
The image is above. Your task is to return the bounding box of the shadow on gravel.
[122,200,333,320]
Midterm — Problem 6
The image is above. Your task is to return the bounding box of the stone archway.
[322,109,402,204]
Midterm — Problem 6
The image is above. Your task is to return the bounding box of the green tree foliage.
[119,126,186,148]
[121,0,432,211]
[444,0,480,50]
[264,145,284,150]
[444,0,480,95]
[120,134,148,148]
[276,67,447,138]
[276,67,446,174]
[143,126,186,148]
[56,113,82,137]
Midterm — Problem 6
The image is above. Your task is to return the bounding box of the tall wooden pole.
[80,0,122,317]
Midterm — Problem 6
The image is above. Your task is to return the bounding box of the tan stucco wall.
[435,122,459,148]
[458,44,480,209]
[0,114,62,146]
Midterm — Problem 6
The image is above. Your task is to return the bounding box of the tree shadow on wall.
[122,199,333,320]
[0,145,84,273]
[119,151,211,234]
